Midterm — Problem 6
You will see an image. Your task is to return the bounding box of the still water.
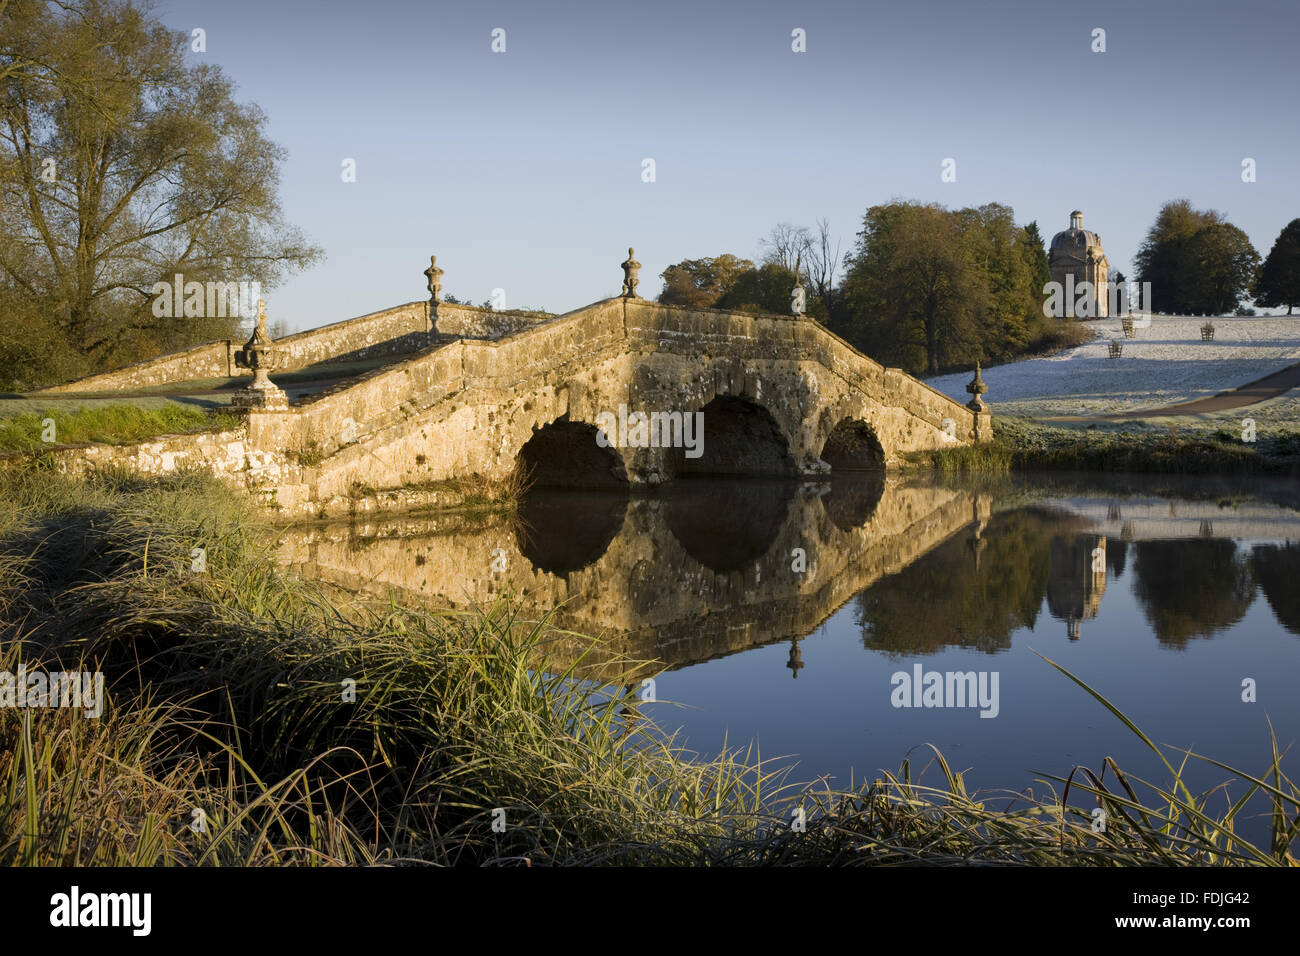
[277,473,1300,839]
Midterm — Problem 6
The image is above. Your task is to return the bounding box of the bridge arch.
[820,417,886,473]
[668,395,795,478]
[513,417,629,489]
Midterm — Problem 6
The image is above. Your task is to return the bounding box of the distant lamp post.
[620,247,641,298]
[966,361,988,412]
[232,299,287,410]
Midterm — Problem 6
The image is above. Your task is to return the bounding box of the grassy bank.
[1,468,1295,865]
[0,402,239,452]
[908,417,1300,477]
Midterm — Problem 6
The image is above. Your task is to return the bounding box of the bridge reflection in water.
[274,477,988,676]
[276,478,1300,674]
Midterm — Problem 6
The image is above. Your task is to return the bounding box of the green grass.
[0,469,1295,866]
[0,403,240,453]
[399,471,532,517]
[909,417,1300,477]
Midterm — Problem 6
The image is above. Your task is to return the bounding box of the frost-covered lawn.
[926,314,1300,420]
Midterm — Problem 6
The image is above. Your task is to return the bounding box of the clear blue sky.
[155,0,1300,330]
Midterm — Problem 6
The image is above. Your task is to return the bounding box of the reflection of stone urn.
[232,299,287,410]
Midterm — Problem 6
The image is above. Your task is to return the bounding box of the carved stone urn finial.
[424,254,443,304]
[232,298,287,410]
[621,247,641,299]
[966,361,988,412]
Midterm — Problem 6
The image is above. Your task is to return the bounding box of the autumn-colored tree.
[657,254,753,308]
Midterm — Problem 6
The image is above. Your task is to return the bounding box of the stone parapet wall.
[9,427,252,483]
[36,341,237,394]
[35,301,452,394]
[269,302,431,369]
[434,304,556,340]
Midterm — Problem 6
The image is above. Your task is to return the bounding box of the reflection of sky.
[147,0,1300,328]
[656,532,1299,847]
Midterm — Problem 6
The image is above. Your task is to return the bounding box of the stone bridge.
[34,275,991,516]
[248,296,988,513]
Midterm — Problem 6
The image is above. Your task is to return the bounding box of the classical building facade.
[1049,210,1109,318]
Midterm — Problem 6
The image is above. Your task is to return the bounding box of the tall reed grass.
[1,466,1294,865]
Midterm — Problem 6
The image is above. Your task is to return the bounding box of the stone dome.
[1050,211,1104,259]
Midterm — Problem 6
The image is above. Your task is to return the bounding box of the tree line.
[660,202,1300,378]
[4,2,1300,391]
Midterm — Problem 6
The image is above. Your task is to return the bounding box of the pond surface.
[277,472,1300,846]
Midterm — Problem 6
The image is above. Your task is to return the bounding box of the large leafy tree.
[0,0,320,387]
[957,202,1043,362]
[657,254,753,308]
[1183,222,1260,316]
[1134,200,1259,315]
[716,261,798,315]
[1254,218,1300,314]
[839,201,985,375]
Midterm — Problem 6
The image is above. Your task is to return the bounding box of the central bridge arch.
[668,395,795,478]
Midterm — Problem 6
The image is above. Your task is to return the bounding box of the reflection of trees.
[1132,540,1255,647]
[854,510,1057,656]
[1251,543,1300,635]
